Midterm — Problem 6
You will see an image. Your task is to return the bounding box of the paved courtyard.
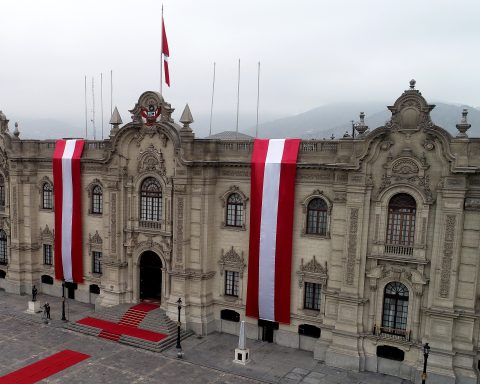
[0,291,412,383]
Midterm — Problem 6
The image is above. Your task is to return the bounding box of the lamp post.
[421,342,430,384]
[61,281,66,321]
[176,297,183,358]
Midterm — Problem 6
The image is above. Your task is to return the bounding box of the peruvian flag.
[246,138,301,324]
[162,16,170,87]
[53,139,85,283]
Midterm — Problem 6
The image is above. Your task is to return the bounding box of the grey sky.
[1,0,479,138]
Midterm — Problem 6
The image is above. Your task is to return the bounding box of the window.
[91,185,103,214]
[304,282,321,310]
[41,275,54,285]
[225,270,239,297]
[92,251,102,274]
[0,175,5,209]
[43,244,53,265]
[42,183,53,209]
[377,345,405,361]
[386,194,416,246]
[306,198,328,235]
[298,324,321,338]
[220,309,240,322]
[381,282,409,337]
[140,178,162,222]
[0,230,6,265]
[226,193,243,227]
[89,284,100,294]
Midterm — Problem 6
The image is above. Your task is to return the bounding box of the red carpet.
[0,349,90,384]
[77,317,167,342]
[118,303,159,327]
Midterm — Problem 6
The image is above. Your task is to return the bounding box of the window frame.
[224,270,239,297]
[381,281,409,335]
[386,193,416,246]
[226,193,244,228]
[43,244,53,265]
[140,177,162,223]
[303,281,321,311]
[42,182,53,210]
[306,198,328,236]
[92,251,102,274]
[91,185,103,214]
[0,230,7,265]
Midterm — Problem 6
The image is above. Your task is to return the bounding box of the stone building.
[0,81,479,383]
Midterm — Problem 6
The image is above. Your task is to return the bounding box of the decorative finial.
[0,111,6,121]
[180,104,194,128]
[331,133,335,140]
[355,112,368,136]
[409,79,416,89]
[343,131,351,138]
[456,108,471,138]
[13,122,20,137]
[109,106,123,137]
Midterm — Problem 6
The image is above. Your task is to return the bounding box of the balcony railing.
[0,258,7,266]
[139,220,162,230]
[373,324,411,341]
[384,244,413,256]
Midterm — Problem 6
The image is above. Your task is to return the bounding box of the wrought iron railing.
[384,244,413,256]
[373,324,411,341]
[139,220,162,230]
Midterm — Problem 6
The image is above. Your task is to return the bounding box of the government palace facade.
[0,81,479,383]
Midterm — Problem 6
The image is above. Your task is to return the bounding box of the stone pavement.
[0,291,412,383]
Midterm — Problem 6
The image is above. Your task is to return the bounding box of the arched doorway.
[139,251,162,302]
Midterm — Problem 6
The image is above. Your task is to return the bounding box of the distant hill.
[248,102,480,139]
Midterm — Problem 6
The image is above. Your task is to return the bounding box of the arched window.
[226,193,243,227]
[381,282,409,338]
[0,230,7,265]
[0,175,5,210]
[42,183,53,209]
[386,193,416,247]
[140,177,162,222]
[91,185,103,214]
[306,198,328,235]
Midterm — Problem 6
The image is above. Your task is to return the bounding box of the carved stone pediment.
[218,246,246,277]
[297,256,328,287]
[89,231,103,245]
[367,264,427,295]
[129,91,173,126]
[385,80,435,133]
[40,224,53,241]
[137,144,166,175]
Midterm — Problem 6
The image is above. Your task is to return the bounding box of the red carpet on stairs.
[0,349,90,384]
[118,303,159,327]
[77,317,167,342]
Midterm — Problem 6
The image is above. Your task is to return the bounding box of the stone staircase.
[65,304,193,352]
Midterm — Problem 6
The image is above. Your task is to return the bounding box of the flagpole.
[84,75,88,139]
[160,4,164,96]
[100,72,104,140]
[110,70,113,117]
[209,62,216,136]
[235,58,240,134]
[256,61,260,138]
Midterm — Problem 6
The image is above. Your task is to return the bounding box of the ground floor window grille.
[92,251,102,274]
[304,282,321,310]
[225,270,239,297]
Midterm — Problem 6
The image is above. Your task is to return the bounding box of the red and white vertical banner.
[162,16,170,87]
[246,138,300,324]
[53,139,85,283]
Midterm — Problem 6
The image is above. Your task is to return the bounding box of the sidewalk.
[0,291,412,383]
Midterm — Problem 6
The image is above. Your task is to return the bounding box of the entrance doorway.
[65,282,77,299]
[139,251,162,302]
[258,319,278,343]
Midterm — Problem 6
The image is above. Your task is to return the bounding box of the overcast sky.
[1,0,479,138]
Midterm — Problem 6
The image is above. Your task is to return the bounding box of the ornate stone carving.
[220,168,250,177]
[345,208,359,285]
[175,197,184,264]
[89,230,103,245]
[137,144,166,175]
[440,215,456,298]
[465,198,480,211]
[12,186,17,238]
[392,159,419,175]
[40,224,53,241]
[297,255,328,288]
[333,192,347,202]
[218,246,246,277]
[111,193,117,253]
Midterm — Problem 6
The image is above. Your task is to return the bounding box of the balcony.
[373,325,411,342]
[384,244,413,257]
[139,220,162,230]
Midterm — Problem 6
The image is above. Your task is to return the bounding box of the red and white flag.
[246,138,300,324]
[162,16,170,87]
[53,139,85,283]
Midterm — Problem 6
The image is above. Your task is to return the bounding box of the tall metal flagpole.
[256,61,260,138]
[209,62,216,136]
[160,4,164,95]
[110,70,113,117]
[84,75,88,139]
[91,77,96,140]
[100,73,104,140]
[235,58,240,134]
